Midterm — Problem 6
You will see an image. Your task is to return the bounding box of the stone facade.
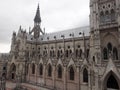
[1,0,120,90]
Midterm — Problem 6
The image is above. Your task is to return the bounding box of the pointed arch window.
[105,11,110,22]
[69,49,72,55]
[111,9,115,21]
[69,66,74,80]
[100,11,104,23]
[60,50,63,57]
[86,49,89,58]
[57,50,60,58]
[79,49,82,58]
[50,50,52,57]
[39,64,43,75]
[66,50,68,57]
[113,47,118,60]
[57,65,62,78]
[103,48,108,60]
[32,63,35,74]
[107,43,112,53]
[93,56,95,62]
[83,68,88,83]
[76,49,78,57]
[48,64,52,77]
[53,50,55,57]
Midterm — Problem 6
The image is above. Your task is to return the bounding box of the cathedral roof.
[26,26,90,42]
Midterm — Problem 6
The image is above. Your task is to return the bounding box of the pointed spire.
[34,4,41,23]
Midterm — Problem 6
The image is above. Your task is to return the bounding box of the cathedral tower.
[90,0,120,63]
[30,4,44,39]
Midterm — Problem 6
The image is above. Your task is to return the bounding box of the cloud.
[0,0,90,52]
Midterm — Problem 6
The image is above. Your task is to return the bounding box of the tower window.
[107,43,112,53]
[113,47,118,60]
[100,11,104,23]
[103,48,108,60]
[111,9,115,21]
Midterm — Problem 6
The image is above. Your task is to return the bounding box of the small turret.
[12,32,16,44]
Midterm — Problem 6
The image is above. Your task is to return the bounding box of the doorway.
[106,74,119,90]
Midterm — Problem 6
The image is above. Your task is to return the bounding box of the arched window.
[103,48,108,60]
[69,66,74,80]
[39,64,43,75]
[58,65,62,78]
[111,9,115,21]
[50,51,52,57]
[113,47,118,60]
[105,11,110,22]
[69,49,72,55]
[107,43,112,53]
[60,50,63,57]
[66,50,68,57]
[52,50,55,57]
[79,49,82,58]
[86,49,89,58]
[11,63,16,72]
[76,49,78,57]
[83,68,88,83]
[48,64,52,77]
[32,63,35,74]
[10,63,16,79]
[100,11,104,23]
[57,50,60,58]
[93,56,95,62]
[43,51,45,56]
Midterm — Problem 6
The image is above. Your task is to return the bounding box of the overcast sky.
[0,0,90,53]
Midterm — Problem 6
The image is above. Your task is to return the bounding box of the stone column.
[64,65,67,90]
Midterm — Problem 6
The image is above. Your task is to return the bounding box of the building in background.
[0,0,120,90]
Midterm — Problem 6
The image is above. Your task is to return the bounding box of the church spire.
[34,4,41,24]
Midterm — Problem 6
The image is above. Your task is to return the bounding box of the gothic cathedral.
[0,0,120,90]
